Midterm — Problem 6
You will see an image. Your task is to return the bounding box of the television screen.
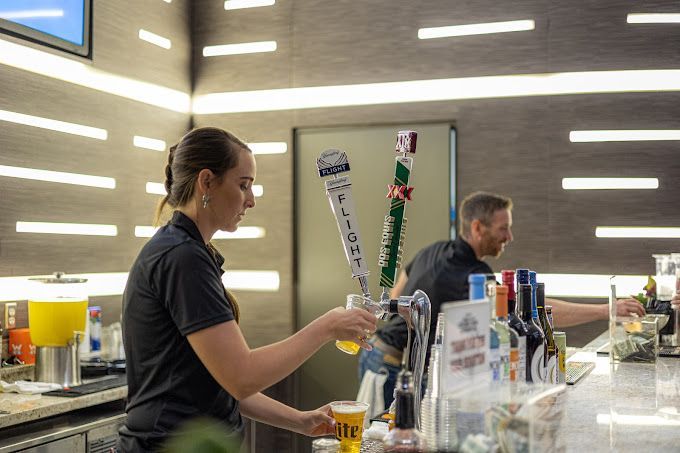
[0,0,91,58]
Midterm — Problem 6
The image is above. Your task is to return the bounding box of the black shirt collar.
[453,236,481,263]
[170,211,226,269]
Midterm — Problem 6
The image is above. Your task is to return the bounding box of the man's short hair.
[458,191,513,237]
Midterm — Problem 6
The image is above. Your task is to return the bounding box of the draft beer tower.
[317,131,431,429]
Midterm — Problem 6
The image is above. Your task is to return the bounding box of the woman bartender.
[119,127,377,451]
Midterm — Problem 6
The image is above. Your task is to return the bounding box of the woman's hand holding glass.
[325,302,377,354]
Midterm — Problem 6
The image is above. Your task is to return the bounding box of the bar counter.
[562,331,680,452]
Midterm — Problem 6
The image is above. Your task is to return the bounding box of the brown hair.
[458,191,513,238]
[154,127,251,225]
[156,127,250,323]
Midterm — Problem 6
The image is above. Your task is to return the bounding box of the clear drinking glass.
[335,294,385,355]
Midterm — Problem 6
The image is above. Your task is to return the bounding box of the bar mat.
[43,374,127,397]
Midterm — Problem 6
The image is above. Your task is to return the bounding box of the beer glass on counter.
[335,294,385,355]
[330,401,369,453]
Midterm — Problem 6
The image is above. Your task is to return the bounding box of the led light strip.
[627,13,680,24]
[135,225,265,239]
[418,19,535,39]
[138,29,172,49]
[0,109,107,139]
[0,269,279,302]
[193,69,680,114]
[145,182,263,197]
[133,135,166,151]
[562,178,658,190]
[0,164,115,189]
[203,41,277,57]
[570,130,680,142]
[494,273,648,298]
[225,0,275,10]
[0,9,63,19]
[596,227,680,238]
[248,142,287,154]
[16,222,118,236]
[0,37,190,113]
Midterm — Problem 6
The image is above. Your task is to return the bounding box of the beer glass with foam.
[330,401,369,453]
[335,294,385,355]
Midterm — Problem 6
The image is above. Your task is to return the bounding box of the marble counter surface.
[563,332,680,452]
[0,383,126,429]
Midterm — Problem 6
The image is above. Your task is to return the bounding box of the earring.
[202,193,210,208]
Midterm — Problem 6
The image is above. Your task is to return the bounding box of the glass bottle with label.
[383,370,426,452]
[518,283,545,383]
[536,283,557,383]
[504,270,527,382]
[469,274,500,382]
[496,285,517,383]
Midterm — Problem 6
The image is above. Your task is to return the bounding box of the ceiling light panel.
[0,37,190,113]
[193,69,680,114]
[596,227,680,238]
[0,165,115,189]
[225,0,275,10]
[138,29,172,49]
[418,19,535,39]
[562,178,659,190]
[222,270,279,291]
[494,273,647,298]
[133,135,166,151]
[570,130,680,142]
[17,221,118,236]
[627,13,680,24]
[203,41,277,57]
[0,108,107,139]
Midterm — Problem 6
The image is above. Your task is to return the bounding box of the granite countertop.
[563,331,680,452]
[0,379,126,430]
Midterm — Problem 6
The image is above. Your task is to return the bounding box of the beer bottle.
[536,283,557,383]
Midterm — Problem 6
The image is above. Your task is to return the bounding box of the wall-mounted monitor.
[0,0,92,58]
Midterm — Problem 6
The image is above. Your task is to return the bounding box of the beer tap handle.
[378,131,417,292]
[317,149,371,299]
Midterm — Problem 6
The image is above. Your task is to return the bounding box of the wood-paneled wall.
[0,0,191,334]
[191,1,680,451]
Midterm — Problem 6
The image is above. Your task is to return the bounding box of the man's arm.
[548,297,645,328]
[390,271,409,299]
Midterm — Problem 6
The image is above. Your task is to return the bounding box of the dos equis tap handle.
[317,149,371,298]
[378,131,417,297]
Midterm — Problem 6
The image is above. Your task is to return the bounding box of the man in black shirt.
[359,191,645,409]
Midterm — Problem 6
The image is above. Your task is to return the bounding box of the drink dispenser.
[28,273,88,386]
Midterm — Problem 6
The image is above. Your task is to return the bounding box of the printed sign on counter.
[441,299,489,395]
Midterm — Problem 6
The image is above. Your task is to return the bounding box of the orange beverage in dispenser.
[28,299,88,346]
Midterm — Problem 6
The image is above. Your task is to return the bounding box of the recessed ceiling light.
[570,130,680,142]
[418,19,535,39]
[0,108,107,139]
[0,164,115,189]
[225,0,275,10]
[17,221,118,236]
[627,13,680,24]
[203,41,276,57]
[138,29,172,49]
[596,227,680,238]
[562,178,658,190]
[133,135,166,151]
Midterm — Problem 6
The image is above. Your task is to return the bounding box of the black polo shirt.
[377,237,494,353]
[119,211,242,452]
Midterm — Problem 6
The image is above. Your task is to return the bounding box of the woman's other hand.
[296,404,336,437]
